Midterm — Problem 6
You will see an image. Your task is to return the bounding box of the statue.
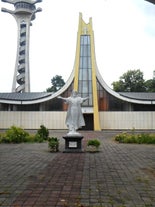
[58,91,89,135]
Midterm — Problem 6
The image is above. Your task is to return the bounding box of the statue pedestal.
[63,135,84,153]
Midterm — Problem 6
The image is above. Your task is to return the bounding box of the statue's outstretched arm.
[82,97,89,102]
[58,96,67,101]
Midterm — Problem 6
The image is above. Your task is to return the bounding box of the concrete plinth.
[63,135,84,153]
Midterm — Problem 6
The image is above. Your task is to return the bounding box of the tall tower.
[1,0,42,93]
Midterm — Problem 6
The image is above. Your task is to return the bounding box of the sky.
[0,0,155,92]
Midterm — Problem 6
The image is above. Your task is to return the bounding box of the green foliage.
[0,135,11,143]
[48,137,59,152]
[87,139,101,148]
[46,75,65,92]
[112,69,155,92]
[145,79,155,92]
[24,134,37,143]
[33,134,45,143]
[0,125,50,143]
[36,124,49,140]
[115,132,155,144]
[112,69,146,92]
[4,126,29,143]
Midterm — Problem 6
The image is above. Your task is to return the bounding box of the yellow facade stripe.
[89,19,101,131]
[73,13,82,91]
[73,13,101,131]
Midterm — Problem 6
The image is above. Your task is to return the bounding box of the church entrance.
[82,114,94,130]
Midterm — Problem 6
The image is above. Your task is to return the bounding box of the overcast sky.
[0,0,155,92]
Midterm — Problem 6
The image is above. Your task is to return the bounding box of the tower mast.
[1,0,42,92]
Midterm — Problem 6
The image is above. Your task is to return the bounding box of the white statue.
[58,91,89,135]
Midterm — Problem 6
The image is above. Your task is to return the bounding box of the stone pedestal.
[63,135,84,153]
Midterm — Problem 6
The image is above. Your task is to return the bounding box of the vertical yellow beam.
[73,13,101,130]
[89,18,101,131]
[73,13,82,91]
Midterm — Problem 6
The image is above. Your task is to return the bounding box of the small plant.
[87,139,101,148]
[48,137,59,152]
[36,125,49,140]
[87,139,101,152]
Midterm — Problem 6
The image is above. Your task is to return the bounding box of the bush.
[115,132,155,144]
[48,137,59,152]
[87,139,101,148]
[36,125,49,140]
[0,125,50,143]
[4,126,29,143]
[0,135,11,143]
[24,134,36,143]
[33,134,45,143]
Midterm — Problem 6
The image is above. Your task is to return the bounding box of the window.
[78,35,93,106]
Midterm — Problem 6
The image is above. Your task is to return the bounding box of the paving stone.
[0,130,155,206]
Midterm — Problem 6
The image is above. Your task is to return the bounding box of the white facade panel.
[0,112,67,129]
[100,112,155,130]
[0,111,154,130]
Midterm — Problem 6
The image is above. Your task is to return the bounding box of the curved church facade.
[0,14,155,130]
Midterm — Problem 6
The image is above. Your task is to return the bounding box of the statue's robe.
[65,96,85,130]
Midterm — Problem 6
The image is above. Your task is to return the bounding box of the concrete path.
[0,130,155,207]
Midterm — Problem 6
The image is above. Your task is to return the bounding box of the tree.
[145,79,155,92]
[112,69,146,92]
[46,75,65,92]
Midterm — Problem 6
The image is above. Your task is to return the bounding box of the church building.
[0,13,155,130]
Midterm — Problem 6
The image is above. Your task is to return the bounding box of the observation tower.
[1,0,42,93]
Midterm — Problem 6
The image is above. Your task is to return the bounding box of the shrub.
[115,132,128,143]
[24,134,36,143]
[115,132,155,144]
[36,125,49,140]
[48,137,59,152]
[87,139,101,148]
[5,126,29,143]
[33,134,45,143]
[0,125,50,143]
[0,135,11,143]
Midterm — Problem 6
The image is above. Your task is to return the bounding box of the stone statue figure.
[58,91,89,135]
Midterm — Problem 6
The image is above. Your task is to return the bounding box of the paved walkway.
[0,130,155,207]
